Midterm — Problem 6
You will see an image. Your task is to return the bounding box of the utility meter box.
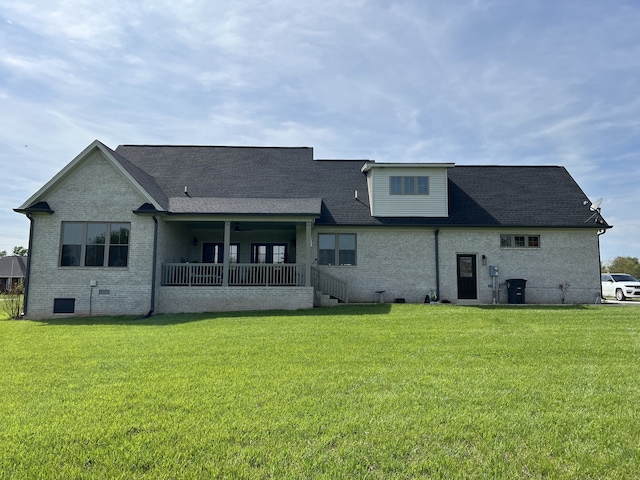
[489,266,499,277]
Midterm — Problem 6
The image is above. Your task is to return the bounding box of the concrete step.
[316,292,340,306]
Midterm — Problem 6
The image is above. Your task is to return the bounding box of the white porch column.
[223,221,231,286]
[305,221,312,287]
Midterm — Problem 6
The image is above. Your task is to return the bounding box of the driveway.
[601,298,640,305]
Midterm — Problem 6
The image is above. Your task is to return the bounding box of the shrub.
[1,282,24,319]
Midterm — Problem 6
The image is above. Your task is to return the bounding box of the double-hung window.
[60,222,130,267]
[390,176,429,195]
[318,234,356,266]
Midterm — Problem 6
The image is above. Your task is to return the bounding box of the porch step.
[316,292,340,307]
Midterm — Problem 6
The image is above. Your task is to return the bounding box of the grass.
[1,304,639,479]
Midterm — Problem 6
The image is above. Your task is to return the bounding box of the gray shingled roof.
[0,256,27,278]
[168,197,322,215]
[113,145,609,229]
[102,143,169,209]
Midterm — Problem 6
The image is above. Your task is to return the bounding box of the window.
[500,234,540,248]
[202,243,239,263]
[109,223,130,266]
[60,222,130,267]
[85,223,106,266]
[53,298,75,314]
[318,234,356,266]
[390,176,429,195]
[60,223,83,266]
[251,244,287,264]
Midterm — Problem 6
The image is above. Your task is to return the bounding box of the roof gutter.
[132,204,160,318]
[13,202,55,318]
[21,213,35,317]
[434,229,440,302]
[144,215,158,318]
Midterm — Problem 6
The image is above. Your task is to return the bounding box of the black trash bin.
[506,279,527,304]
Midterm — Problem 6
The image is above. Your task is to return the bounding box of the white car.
[601,273,640,301]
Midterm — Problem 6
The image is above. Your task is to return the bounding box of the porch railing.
[311,267,349,304]
[162,263,223,286]
[161,263,305,286]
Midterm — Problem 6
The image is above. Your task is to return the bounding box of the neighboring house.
[15,140,610,318]
[0,255,27,292]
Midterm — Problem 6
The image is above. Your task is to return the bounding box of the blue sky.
[1,0,639,262]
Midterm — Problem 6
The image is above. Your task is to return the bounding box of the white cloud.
[1,0,640,258]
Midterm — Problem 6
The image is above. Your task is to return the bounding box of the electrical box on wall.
[489,266,499,277]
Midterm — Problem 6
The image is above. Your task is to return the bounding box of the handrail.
[311,267,349,303]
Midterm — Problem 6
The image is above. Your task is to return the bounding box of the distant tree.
[603,256,640,278]
[12,246,28,257]
[0,250,6,258]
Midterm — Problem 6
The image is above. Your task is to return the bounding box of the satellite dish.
[585,197,605,224]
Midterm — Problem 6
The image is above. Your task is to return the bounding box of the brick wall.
[312,226,602,305]
[314,227,437,303]
[25,150,155,318]
[156,286,314,313]
[437,228,602,304]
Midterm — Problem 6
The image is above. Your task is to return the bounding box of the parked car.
[601,273,640,301]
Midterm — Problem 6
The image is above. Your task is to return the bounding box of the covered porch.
[154,216,318,312]
[143,197,348,311]
[159,217,314,288]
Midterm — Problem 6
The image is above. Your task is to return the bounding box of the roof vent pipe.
[184,186,190,197]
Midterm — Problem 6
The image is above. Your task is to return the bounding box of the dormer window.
[361,162,454,217]
[390,176,429,195]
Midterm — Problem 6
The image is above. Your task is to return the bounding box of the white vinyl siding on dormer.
[364,165,451,217]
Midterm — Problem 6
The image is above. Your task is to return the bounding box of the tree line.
[0,246,28,258]
[602,256,640,279]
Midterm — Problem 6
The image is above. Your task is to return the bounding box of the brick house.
[15,140,610,318]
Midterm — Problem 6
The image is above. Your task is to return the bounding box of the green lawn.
[1,305,639,479]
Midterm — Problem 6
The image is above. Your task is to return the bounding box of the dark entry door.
[457,254,477,300]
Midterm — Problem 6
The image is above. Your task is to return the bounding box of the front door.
[457,254,478,300]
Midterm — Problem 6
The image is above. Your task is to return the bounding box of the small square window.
[500,234,541,249]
